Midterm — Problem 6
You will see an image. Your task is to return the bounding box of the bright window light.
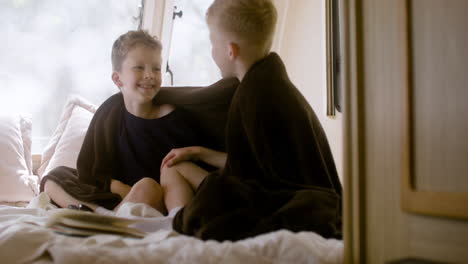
[163,0,221,86]
[0,0,141,152]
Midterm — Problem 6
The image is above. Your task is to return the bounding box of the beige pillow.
[37,96,96,179]
[0,114,37,202]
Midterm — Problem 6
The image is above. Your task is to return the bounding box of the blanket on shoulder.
[173,53,342,241]
[39,78,239,209]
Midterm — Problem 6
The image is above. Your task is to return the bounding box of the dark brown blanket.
[173,53,342,241]
[39,78,239,209]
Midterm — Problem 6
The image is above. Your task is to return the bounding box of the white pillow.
[37,96,96,178]
[0,114,37,202]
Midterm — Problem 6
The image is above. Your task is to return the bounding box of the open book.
[45,209,147,238]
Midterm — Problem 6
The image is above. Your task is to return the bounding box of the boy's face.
[112,44,162,104]
[208,24,236,78]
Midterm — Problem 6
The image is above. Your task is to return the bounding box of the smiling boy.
[41,31,212,216]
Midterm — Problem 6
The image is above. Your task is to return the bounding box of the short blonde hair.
[206,0,277,54]
[111,30,162,72]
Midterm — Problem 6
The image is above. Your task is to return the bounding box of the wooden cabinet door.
[344,0,468,263]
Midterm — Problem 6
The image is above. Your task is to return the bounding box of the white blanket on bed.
[0,194,343,264]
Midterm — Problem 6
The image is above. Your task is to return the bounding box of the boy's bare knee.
[133,177,161,192]
[127,177,165,213]
[160,165,175,186]
[132,178,162,197]
[160,162,184,183]
[173,161,193,172]
[135,177,158,186]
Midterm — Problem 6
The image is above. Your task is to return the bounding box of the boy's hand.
[161,146,201,169]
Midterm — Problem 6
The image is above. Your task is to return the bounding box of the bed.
[0,93,343,264]
[0,196,343,264]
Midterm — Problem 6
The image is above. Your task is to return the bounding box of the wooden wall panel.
[402,0,468,220]
[361,1,410,262]
[349,0,468,262]
[411,0,468,193]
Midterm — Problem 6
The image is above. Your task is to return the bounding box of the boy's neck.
[235,52,269,82]
[124,100,157,119]
[236,62,251,82]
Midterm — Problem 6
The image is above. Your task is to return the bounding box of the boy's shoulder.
[89,92,125,128]
[97,92,124,113]
[242,53,293,91]
[240,53,310,109]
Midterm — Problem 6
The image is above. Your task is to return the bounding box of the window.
[161,0,221,86]
[0,0,142,152]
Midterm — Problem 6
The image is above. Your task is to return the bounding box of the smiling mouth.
[138,84,156,90]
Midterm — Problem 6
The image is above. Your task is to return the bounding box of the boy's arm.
[161,146,227,170]
[196,147,227,169]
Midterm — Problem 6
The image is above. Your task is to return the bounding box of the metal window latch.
[135,0,145,30]
[166,63,174,86]
[167,5,183,85]
[173,6,183,20]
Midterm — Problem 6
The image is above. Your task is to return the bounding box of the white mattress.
[0,194,343,264]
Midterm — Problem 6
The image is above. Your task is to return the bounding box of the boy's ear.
[112,72,122,88]
[228,42,240,60]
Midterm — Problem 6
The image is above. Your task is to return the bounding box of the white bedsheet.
[0,194,343,264]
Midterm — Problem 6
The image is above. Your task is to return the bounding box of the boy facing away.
[167,0,343,241]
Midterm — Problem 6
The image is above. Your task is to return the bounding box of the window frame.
[142,0,175,85]
[142,0,290,87]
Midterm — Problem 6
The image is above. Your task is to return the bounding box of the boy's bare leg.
[160,161,209,212]
[114,177,166,215]
[43,180,98,210]
[110,179,131,200]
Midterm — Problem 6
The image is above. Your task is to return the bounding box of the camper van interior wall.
[0,1,345,262]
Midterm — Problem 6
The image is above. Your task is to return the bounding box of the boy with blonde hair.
[168,0,343,241]
[205,0,277,77]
